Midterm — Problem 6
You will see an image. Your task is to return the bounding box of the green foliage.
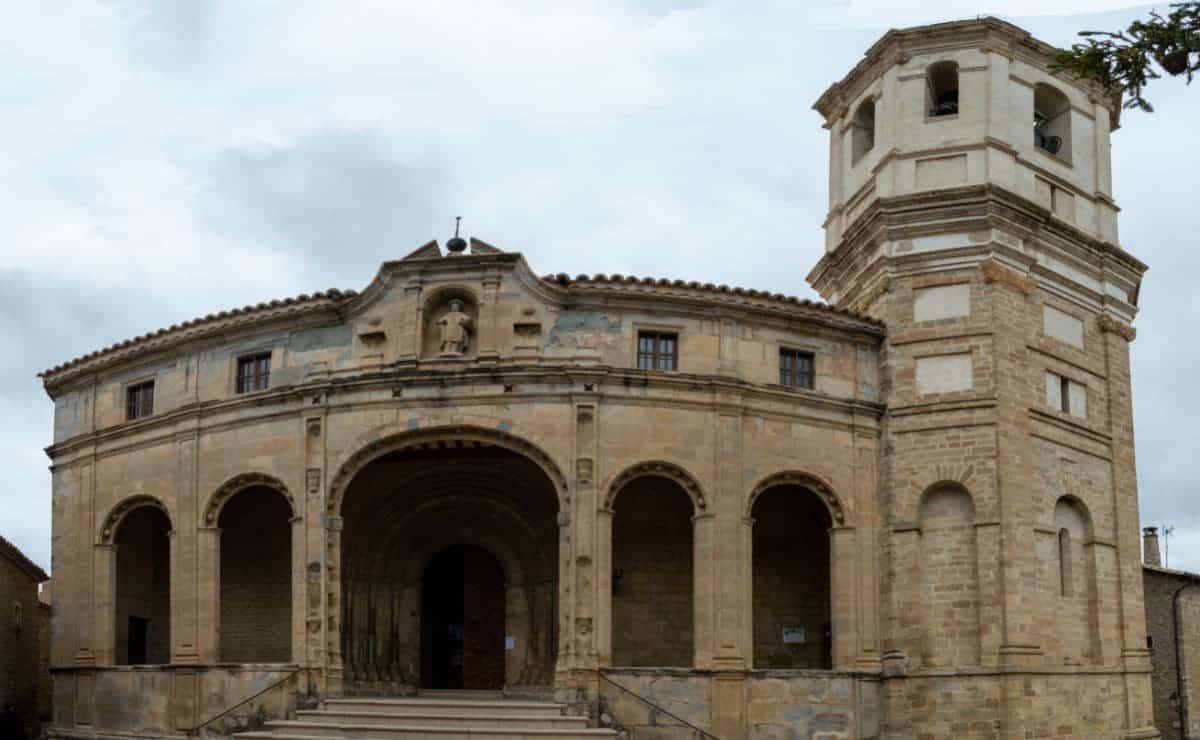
[1052,2,1200,112]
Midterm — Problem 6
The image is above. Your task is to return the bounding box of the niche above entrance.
[422,288,479,360]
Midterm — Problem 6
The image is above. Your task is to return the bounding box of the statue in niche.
[436,298,472,355]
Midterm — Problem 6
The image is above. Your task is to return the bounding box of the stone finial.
[1143,526,1162,567]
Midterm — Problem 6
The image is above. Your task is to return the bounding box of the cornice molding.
[979,260,1035,296]
[1097,314,1137,342]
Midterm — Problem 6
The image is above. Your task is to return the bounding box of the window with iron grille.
[637,331,678,371]
[126,381,155,420]
[779,349,815,389]
[236,353,272,394]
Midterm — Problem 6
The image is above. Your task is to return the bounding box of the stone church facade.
[41,19,1157,740]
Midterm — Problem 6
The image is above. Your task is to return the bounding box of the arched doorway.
[420,545,506,690]
[610,473,696,667]
[750,484,832,669]
[113,505,172,665]
[338,435,561,693]
[217,485,293,663]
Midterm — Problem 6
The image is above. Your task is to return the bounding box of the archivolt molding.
[203,472,296,526]
[603,460,707,513]
[746,470,845,526]
[328,424,570,515]
[99,495,172,545]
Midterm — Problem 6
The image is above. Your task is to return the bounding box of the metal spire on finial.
[446,216,467,254]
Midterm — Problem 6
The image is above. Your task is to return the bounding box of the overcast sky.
[3,2,1197,576]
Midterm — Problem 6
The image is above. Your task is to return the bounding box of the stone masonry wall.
[0,553,44,737]
[612,476,694,668]
[1144,566,1200,739]
[114,506,171,665]
[751,485,831,669]
[218,488,292,663]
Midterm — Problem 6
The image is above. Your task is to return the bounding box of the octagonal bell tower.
[808,18,1156,739]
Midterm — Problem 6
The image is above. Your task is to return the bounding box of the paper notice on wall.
[505,636,516,650]
[782,627,806,644]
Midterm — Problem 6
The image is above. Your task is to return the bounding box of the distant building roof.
[0,534,49,583]
[1144,562,1200,580]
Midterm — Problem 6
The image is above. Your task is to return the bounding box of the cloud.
[3,1,1197,580]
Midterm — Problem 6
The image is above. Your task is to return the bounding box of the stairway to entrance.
[234,690,618,740]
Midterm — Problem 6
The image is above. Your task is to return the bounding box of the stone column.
[74,461,95,666]
[830,525,857,670]
[172,432,201,664]
[478,273,501,360]
[291,516,306,665]
[92,544,116,665]
[712,412,746,668]
[401,282,424,362]
[692,512,717,668]
[196,527,220,663]
[303,415,328,686]
[554,511,574,684]
[326,517,344,694]
[740,516,754,668]
[596,509,614,666]
[572,403,598,673]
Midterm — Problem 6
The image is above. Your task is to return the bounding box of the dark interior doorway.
[127,616,148,665]
[420,545,506,690]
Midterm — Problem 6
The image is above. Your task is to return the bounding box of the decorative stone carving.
[603,460,706,512]
[436,298,472,356]
[327,425,570,514]
[203,472,296,526]
[1098,314,1137,342]
[979,260,1034,296]
[99,495,171,544]
[747,470,845,525]
[306,469,321,496]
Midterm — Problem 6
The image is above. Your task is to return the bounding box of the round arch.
[746,471,845,526]
[603,460,707,512]
[99,495,172,545]
[203,472,297,527]
[328,425,570,515]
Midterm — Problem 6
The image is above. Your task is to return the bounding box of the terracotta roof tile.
[542,273,883,328]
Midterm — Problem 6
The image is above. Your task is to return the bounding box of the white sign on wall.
[505,636,516,651]
[782,627,806,644]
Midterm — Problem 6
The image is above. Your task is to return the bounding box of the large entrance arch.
[337,431,562,693]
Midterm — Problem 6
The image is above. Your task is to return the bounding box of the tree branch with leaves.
[1053,2,1200,112]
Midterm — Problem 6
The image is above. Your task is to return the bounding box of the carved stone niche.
[422,288,479,359]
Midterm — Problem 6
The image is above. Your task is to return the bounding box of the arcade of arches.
[104,446,842,685]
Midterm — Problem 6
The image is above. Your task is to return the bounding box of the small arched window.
[926,61,959,117]
[1034,83,1071,160]
[851,98,876,163]
[1058,528,1073,597]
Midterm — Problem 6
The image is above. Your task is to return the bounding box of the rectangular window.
[236,352,272,394]
[126,381,155,420]
[779,349,815,389]
[1046,371,1086,419]
[637,331,678,371]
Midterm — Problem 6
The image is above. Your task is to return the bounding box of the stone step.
[239,724,617,739]
[293,711,589,729]
[323,698,569,719]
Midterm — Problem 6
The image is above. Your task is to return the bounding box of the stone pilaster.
[172,432,200,664]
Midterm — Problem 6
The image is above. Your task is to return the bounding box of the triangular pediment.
[400,240,442,261]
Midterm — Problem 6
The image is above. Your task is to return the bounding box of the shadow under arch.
[746,470,845,526]
[202,471,297,527]
[335,425,564,691]
[602,460,707,513]
[99,494,173,545]
[328,424,570,516]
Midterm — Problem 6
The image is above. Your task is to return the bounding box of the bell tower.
[808,18,1156,738]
